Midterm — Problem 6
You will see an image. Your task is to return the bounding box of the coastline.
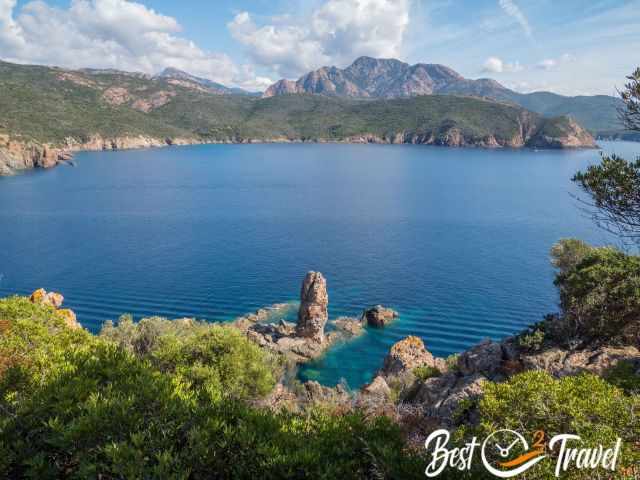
[0,130,598,177]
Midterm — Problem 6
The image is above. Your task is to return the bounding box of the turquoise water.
[1,142,638,387]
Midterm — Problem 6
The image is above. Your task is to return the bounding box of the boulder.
[381,336,446,376]
[295,272,328,342]
[29,288,64,308]
[413,373,486,425]
[57,309,82,330]
[29,289,82,330]
[361,305,398,328]
[362,375,392,398]
[457,339,504,378]
[521,345,640,377]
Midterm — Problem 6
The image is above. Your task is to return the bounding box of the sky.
[1,0,639,95]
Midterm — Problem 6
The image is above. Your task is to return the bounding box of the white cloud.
[536,53,574,71]
[229,0,411,79]
[498,0,532,38]
[481,56,522,74]
[0,0,271,89]
[536,59,556,70]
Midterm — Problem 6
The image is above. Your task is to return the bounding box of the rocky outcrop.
[0,135,203,176]
[521,345,640,377]
[528,117,598,149]
[29,288,82,330]
[380,336,447,376]
[361,305,398,328]
[234,273,361,363]
[296,272,329,342]
[263,56,465,99]
[373,334,639,428]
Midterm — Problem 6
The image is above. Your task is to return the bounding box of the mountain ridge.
[264,56,625,136]
[154,67,258,96]
[0,60,596,175]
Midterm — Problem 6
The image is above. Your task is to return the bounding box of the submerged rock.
[296,272,329,342]
[361,305,398,328]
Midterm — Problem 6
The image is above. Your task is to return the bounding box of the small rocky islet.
[25,270,640,432]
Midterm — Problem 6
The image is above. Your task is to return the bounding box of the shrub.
[550,238,592,274]
[101,315,280,402]
[551,240,640,342]
[413,365,441,381]
[466,371,640,479]
[445,353,460,372]
[605,360,640,394]
[517,326,546,352]
[0,295,425,479]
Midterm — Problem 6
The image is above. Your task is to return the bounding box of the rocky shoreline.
[22,268,640,437]
[0,121,597,176]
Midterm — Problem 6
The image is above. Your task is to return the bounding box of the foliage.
[454,371,640,480]
[0,296,425,478]
[605,360,640,394]
[552,241,640,342]
[550,238,593,274]
[572,66,640,244]
[445,353,460,372]
[101,314,279,402]
[517,327,546,352]
[573,154,640,243]
[619,67,640,132]
[413,365,442,382]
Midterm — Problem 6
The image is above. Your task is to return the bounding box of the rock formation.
[234,274,361,363]
[29,288,82,330]
[296,272,329,342]
[372,333,639,428]
[361,305,398,328]
[380,336,447,376]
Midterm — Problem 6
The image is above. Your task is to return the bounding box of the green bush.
[517,326,546,352]
[0,296,425,479]
[551,240,640,342]
[101,315,279,402]
[467,371,640,479]
[605,360,640,394]
[413,365,442,381]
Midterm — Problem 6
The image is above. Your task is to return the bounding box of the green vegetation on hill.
[0,60,586,148]
[0,62,189,143]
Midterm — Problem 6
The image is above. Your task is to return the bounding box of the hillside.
[0,60,595,175]
[264,56,625,136]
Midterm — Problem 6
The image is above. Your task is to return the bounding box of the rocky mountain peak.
[264,56,479,99]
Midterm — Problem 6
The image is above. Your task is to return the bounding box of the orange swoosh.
[498,449,544,468]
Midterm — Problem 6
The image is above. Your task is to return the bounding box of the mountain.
[0,60,595,175]
[264,56,625,136]
[154,67,258,96]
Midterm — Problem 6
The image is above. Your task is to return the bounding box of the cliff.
[0,134,202,175]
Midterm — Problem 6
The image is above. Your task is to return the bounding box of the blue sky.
[3,0,640,95]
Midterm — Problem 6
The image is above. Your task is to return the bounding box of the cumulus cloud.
[0,0,270,90]
[229,0,411,79]
[498,0,532,37]
[481,56,523,74]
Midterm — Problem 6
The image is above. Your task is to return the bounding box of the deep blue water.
[1,142,638,387]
